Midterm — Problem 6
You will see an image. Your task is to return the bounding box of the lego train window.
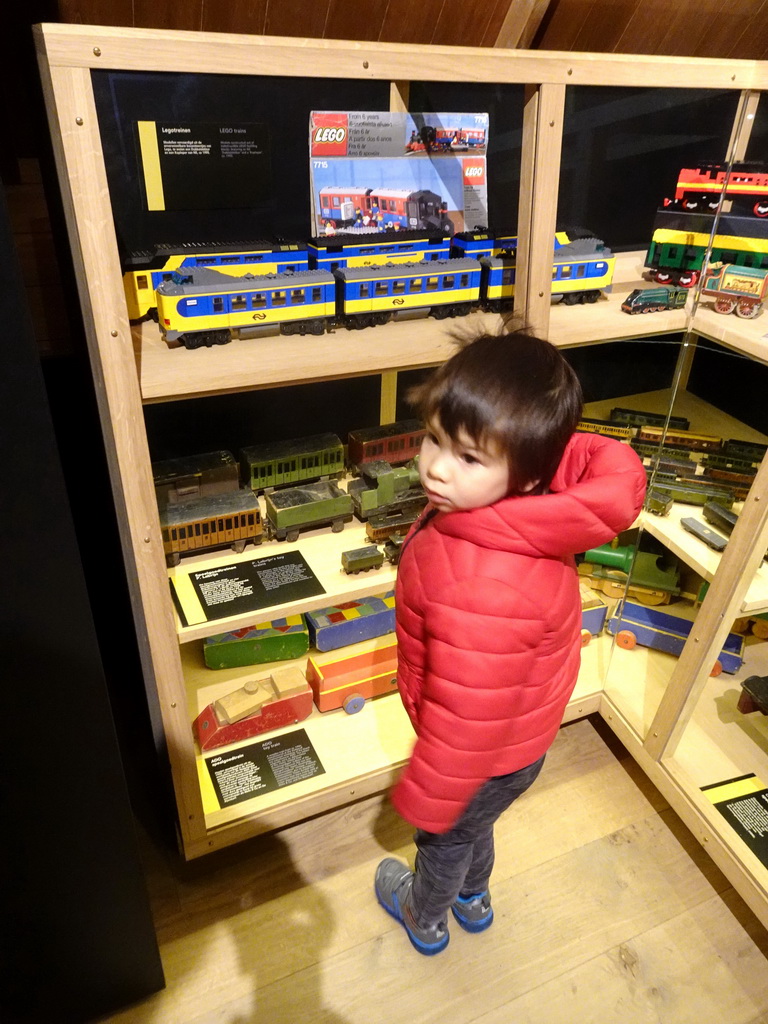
[91,70,390,262]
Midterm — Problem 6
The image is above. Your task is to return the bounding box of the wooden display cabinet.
[34,23,768,929]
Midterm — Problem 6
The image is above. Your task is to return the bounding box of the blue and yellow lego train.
[123,240,310,321]
[153,233,615,349]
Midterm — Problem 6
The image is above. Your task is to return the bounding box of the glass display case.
[34,23,768,924]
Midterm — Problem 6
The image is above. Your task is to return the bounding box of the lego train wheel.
[562,293,580,305]
[583,291,599,304]
[710,660,723,677]
[677,271,698,287]
[736,301,759,319]
[580,629,592,648]
[754,201,768,218]
[714,297,736,314]
[343,694,365,714]
[615,629,637,650]
[654,270,672,284]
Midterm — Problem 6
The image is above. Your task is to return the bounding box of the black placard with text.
[206,729,325,807]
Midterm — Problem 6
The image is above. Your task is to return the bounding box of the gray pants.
[410,755,546,928]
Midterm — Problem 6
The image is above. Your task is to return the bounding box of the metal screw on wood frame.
[93,47,101,56]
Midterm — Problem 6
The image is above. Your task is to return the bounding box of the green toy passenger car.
[621,285,688,314]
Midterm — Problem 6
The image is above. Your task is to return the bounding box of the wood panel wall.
[52,0,768,59]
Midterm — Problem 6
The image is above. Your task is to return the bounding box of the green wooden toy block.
[203,614,309,670]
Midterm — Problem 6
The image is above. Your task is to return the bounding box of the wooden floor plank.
[96,717,768,1024]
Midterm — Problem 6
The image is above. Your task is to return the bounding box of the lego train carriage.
[155,259,483,348]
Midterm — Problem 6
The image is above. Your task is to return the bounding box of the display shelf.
[179,623,607,850]
[137,251,682,404]
[171,514,399,643]
[136,310,502,404]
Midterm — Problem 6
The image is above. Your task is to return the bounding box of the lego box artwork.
[309,111,489,236]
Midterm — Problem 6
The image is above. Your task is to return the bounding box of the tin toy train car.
[239,433,345,493]
[160,489,263,566]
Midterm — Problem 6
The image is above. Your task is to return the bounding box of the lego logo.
[465,166,483,177]
[314,126,347,144]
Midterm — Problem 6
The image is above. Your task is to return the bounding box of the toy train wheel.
[615,629,637,650]
[682,198,698,211]
[331,518,345,533]
[286,529,300,542]
[343,693,365,714]
[677,271,698,287]
[736,301,759,319]
[431,306,451,320]
[583,291,599,304]
[710,660,723,677]
[654,270,672,284]
[580,629,592,647]
[714,297,736,314]
[754,201,768,218]
[562,293,580,305]
[310,321,325,335]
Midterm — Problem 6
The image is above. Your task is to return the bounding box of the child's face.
[419,417,511,512]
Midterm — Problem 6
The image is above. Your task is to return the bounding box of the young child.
[375,328,647,955]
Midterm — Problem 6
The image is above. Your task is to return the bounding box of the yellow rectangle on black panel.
[137,120,165,211]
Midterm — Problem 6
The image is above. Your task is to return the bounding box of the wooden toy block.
[194,666,313,750]
[306,637,399,713]
[203,613,309,669]
[305,591,395,652]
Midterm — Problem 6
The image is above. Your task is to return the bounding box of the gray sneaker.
[374,858,450,955]
[451,891,493,932]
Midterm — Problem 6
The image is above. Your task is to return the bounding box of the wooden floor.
[100,715,768,1024]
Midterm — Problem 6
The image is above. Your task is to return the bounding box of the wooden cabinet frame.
[34,24,768,924]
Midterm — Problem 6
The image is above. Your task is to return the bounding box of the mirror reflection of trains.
[155,236,614,349]
[577,410,765,504]
[123,240,310,322]
[666,163,768,218]
[317,187,454,232]
[160,490,263,566]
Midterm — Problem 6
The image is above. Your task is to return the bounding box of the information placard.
[170,550,325,626]
[205,729,325,807]
[702,773,768,865]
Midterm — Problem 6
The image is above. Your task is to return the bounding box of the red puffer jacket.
[392,431,646,833]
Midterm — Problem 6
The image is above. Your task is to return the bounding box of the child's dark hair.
[409,328,583,495]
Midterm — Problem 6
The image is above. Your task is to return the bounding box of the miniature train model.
[701,263,768,319]
[621,285,688,314]
[347,418,424,471]
[308,228,450,271]
[347,460,425,520]
[123,239,310,322]
[645,208,768,288]
[317,186,454,232]
[153,449,240,510]
[667,163,768,218]
[239,432,345,493]
[160,489,263,566]
[154,236,614,348]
